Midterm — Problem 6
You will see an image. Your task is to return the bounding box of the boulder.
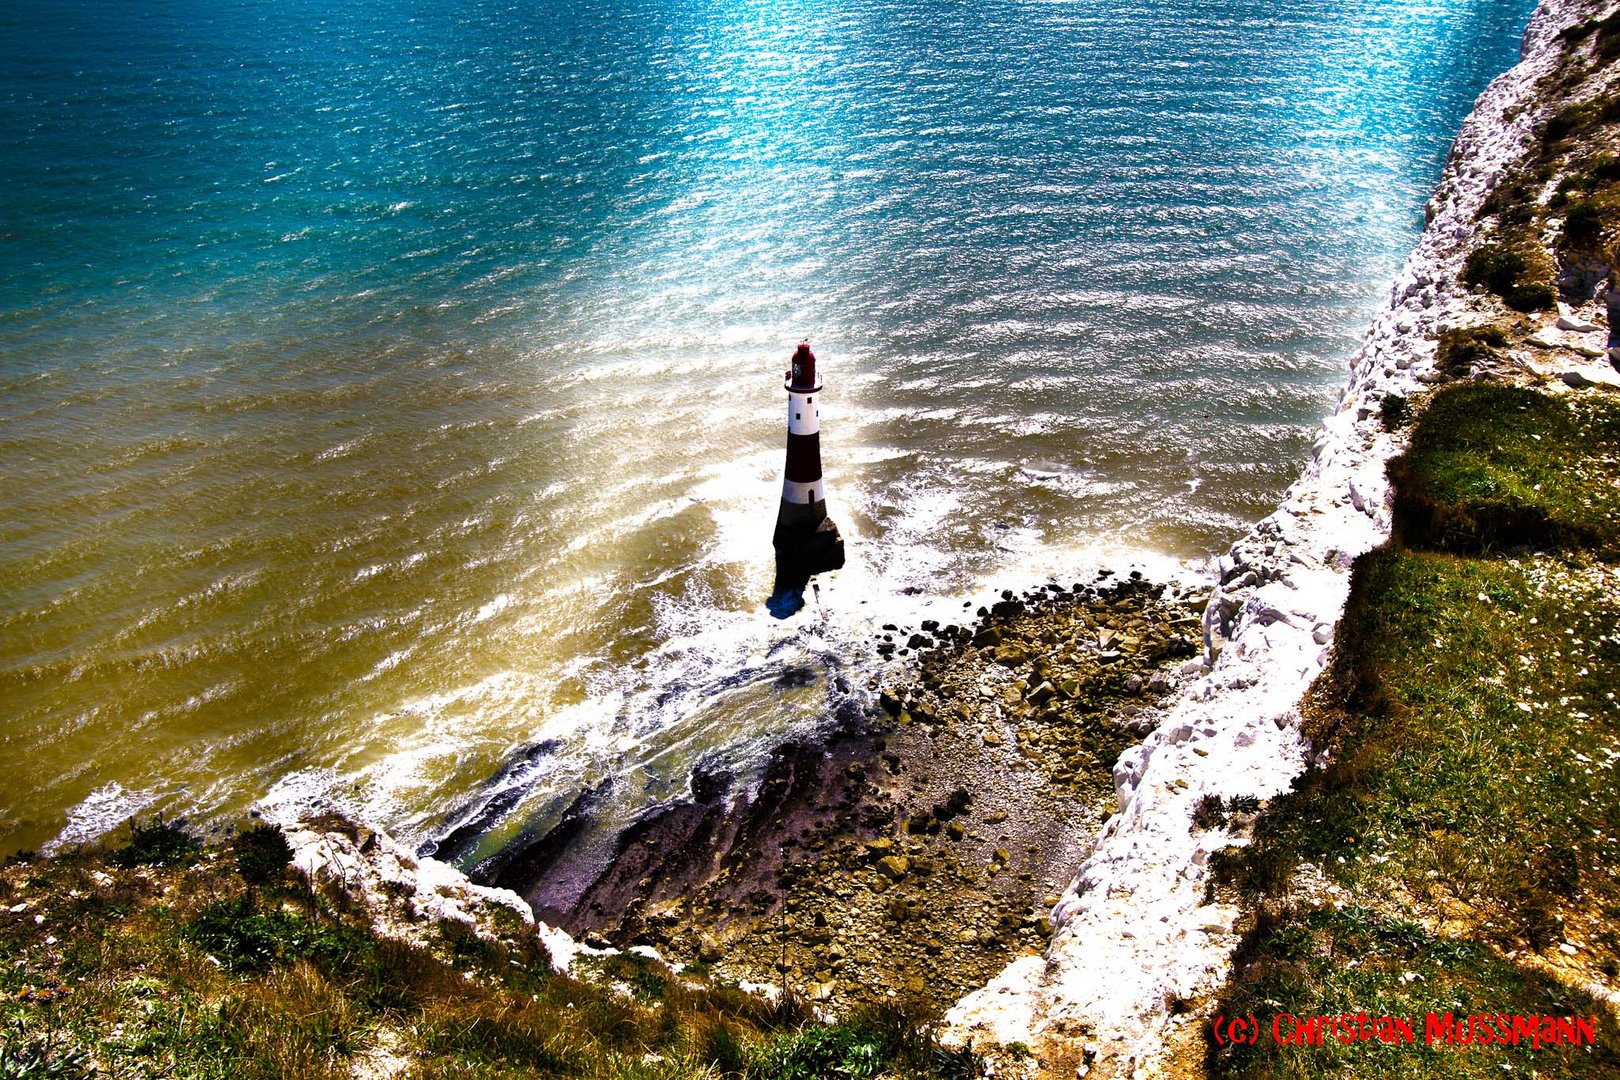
[877,855,911,881]
[994,643,1029,666]
[1557,314,1603,333]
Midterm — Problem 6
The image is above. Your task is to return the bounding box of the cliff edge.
[943,1,1614,1074]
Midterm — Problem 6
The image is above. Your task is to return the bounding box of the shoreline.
[214,2,1581,1070]
[943,0,1584,1072]
[474,575,1211,1013]
[237,2,1580,1069]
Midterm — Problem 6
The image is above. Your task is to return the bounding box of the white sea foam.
[44,783,162,855]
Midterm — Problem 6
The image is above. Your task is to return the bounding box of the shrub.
[1563,199,1605,247]
[753,1024,883,1080]
[233,823,293,887]
[1600,16,1620,59]
[1462,245,1524,292]
[1506,280,1557,311]
[1191,794,1226,830]
[746,999,972,1080]
[1462,240,1557,311]
[186,897,375,974]
[1545,102,1593,144]
[1560,18,1596,45]
[108,816,201,869]
[1225,794,1261,815]
[1379,393,1410,431]
[931,1042,983,1080]
[1433,324,1507,378]
[1479,178,1537,226]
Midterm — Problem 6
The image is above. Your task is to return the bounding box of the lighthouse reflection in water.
[767,342,846,618]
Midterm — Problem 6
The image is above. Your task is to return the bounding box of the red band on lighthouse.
[789,342,818,391]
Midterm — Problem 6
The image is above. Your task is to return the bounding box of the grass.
[0,823,983,1078]
[1210,906,1619,1079]
[1206,385,1620,1078]
[1461,238,1557,312]
[1222,548,1620,939]
[1387,383,1620,556]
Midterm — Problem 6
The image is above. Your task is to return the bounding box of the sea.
[0,0,1534,861]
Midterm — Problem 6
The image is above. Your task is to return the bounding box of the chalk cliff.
[942,0,1610,1073]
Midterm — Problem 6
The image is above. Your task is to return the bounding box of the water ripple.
[0,0,1533,853]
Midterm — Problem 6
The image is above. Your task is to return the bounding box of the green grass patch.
[1387,384,1620,556]
[0,825,984,1079]
[1264,550,1619,931]
[1208,546,1620,1076]
[1208,906,1620,1079]
[1209,380,1620,1075]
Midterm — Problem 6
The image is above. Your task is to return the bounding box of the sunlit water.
[0,0,1532,859]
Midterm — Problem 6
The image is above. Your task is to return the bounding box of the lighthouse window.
[795,412,801,420]
[806,397,812,403]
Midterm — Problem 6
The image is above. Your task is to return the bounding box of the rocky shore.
[481,576,1208,1015]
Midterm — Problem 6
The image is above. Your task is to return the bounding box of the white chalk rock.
[260,807,584,975]
[1557,314,1603,333]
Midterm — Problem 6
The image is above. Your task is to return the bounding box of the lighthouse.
[767,342,845,618]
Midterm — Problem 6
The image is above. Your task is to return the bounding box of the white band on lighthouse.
[786,391,819,436]
[782,477,826,505]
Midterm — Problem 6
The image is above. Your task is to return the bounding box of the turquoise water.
[0,0,1533,858]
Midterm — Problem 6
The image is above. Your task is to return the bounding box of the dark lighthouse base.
[766,514,845,619]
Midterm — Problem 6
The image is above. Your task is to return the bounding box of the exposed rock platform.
[488,577,1206,1013]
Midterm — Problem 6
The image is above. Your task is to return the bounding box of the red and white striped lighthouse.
[768,342,845,617]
